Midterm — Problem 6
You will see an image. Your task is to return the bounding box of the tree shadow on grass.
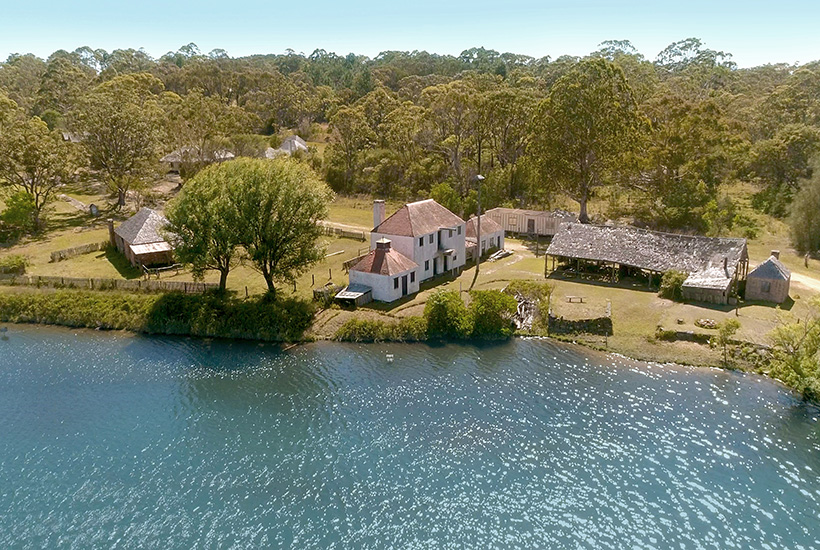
[98,247,143,279]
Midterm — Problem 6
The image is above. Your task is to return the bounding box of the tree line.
[1,40,820,249]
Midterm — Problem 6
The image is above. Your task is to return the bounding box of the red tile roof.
[351,243,418,275]
[373,199,464,237]
[465,214,503,239]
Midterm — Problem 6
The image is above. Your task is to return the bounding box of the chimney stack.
[376,238,391,250]
[373,200,385,229]
[107,219,116,246]
[770,250,780,259]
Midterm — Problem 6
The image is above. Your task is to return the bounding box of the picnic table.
[566,295,585,303]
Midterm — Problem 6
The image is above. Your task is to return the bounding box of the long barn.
[546,223,749,304]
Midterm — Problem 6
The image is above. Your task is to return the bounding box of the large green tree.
[73,74,164,207]
[530,58,645,222]
[164,164,243,290]
[230,157,333,295]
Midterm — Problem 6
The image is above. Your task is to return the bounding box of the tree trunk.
[219,269,229,291]
[578,196,589,224]
[117,188,126,208]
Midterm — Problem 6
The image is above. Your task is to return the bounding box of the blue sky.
[1,0,818,67]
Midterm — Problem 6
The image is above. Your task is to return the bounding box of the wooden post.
[245,286,248,298]
[329,268,332,280]
[293,280,297,292]
[312,274,315,287]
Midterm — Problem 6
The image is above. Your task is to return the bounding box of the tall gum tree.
[530,58,645,223]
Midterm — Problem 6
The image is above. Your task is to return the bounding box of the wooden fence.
[50,241,110,262]
[320,225,366,242]
[0,273,218,294]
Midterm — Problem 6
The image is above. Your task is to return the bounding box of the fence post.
[312,274,315,287]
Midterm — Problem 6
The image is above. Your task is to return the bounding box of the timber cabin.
[485,207,576,237]
[109,208,175,268]
[546,223,749,305]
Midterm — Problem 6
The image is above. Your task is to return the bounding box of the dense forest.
[1,40,819,250]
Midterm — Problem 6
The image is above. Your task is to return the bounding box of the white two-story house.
[371,199,466,282]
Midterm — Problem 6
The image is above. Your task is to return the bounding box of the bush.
[334,316,427,342]
[469,290,517,339]
[659,270,688,301]
[424,290,472,340]
[0,191,37,239]
[0,289,315,342]
[0,255,28,275]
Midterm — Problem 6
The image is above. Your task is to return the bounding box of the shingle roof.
[114,208,170,246]
[374,199,464,236]
[748,256,790,281]
[465,214,503,238]
[351,241,418,275]
[546,223,747,275]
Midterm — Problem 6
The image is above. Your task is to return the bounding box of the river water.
[0,326,818,549]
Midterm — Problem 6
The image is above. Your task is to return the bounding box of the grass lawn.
[326,196,404,229]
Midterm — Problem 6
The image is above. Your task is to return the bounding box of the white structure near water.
[337,199,468,304]
[370,199,466,282]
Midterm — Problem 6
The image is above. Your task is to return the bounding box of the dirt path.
[791,272,820,293]
[319,220,370,232]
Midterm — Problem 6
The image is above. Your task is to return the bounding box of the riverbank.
[0,284,760,371]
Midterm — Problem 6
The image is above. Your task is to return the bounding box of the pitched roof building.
[110,208,174,267]
[546,223,749,304]
[346,238,419,303]
[465,214,505,260]
[746,251,791,303]
[371,199,467,282]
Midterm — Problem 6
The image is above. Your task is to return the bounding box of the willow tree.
[164,163,242,291]
[530,58,645,223]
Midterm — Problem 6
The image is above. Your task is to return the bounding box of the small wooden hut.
[745,251,790,303]
[485,207,576,237]
[110,208,174,267]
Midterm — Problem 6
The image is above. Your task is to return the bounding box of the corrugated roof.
[374,199,464,237]
[115,208,171,246]
[546,223,747,275]
[161,147,235,163]
[748,256,790,281]
[280,135,308,153]
[682,265,734,291]
[465,214,503,238]
[351,245,418,275]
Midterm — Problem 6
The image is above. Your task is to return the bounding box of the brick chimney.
[770,250,780,259]
[107,218,116,246]
[373,200,385,229]
[375,238,391,250]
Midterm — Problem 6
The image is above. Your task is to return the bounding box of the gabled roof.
[115,208,170,246]
[280,135,308,153]
[748,255,790,281]
[546,223,747,275]
[351,243,418,276]
[374,199,464,237]
[465,214,503,238]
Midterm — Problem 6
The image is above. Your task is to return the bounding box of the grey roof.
[748,255,790,281]
[279,135,308,154]
[547,223,747,275]
[114,208,170,246]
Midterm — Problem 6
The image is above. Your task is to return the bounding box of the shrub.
[424,290,472,340]
[659,270,688,301]
[334,316,427,343]
[469,290,517,339]
[0,254,28,275]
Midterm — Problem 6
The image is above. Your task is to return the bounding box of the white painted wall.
[350,267,420,302]
[371,226,466,282]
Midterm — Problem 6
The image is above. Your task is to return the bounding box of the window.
[394,278,399,289]
[510,215,518,226]
[453,254,457,262]
[762,281,772,293]
[419,237,424,247]
[448,229,453,238]
[457,226,462,235]
[410,271,415,283]
[425,260,430,271]
[429,234,434,244]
